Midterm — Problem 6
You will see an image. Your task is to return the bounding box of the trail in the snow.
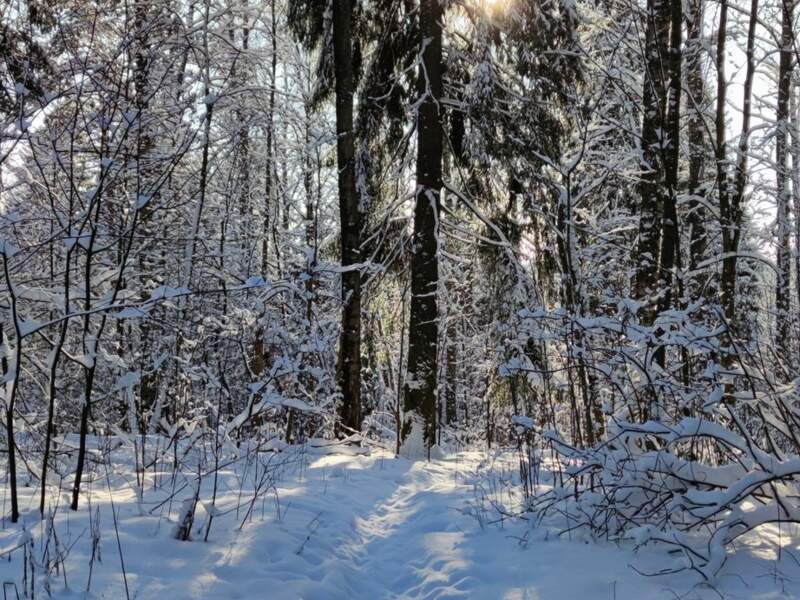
[190,452,500,599]
[0,447,795,599]
[325,457,478,599]
[210,450,798,600]
[203,453,482,600]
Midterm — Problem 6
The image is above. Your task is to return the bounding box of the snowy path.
[318,457,484,599]
[0,447,797,599]
[179,450,795,600]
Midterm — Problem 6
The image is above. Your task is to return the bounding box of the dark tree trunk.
[633,0,670,308]
[40,263,70,516]
[721,0,758,320]
[445,328,457,425]
[793,75,800,354]
[71,367,94,511]
[333,0,363,435]
[403,0,443,452]
[134,0,159,426]
[714,0,730,315]
[262,0,277,277]
[0,320,18,523]
[656,0,683,314]
[774,0,794,357]
[685,0,707,280]
[237,6,251,217]
[254,0,278,377]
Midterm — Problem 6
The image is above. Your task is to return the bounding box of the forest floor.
[0,441,797,599]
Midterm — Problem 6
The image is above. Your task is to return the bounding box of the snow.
[399,420,428,460]
[149,286,191,301]
[111,307,147,319]
[0,444,796,599]
[399,420,444,460]
[18,319,43,337]
[136,194,152,209]
[511,415,534,430]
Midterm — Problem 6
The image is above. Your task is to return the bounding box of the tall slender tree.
[774,0,795,358]
[333,0,363,435]
[714,0,730,315]
[720,0,759,320]
[685,0,708,282]
[403,0,443,452]
[633,0,670,308]
[655,0,683,317]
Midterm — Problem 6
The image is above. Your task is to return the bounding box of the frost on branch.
[510,300,800,581]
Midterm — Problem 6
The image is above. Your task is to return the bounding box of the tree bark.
[714,0,730,315]
[655,0,683,316]
[792,73,800,349]
[633,0,670,307]
[262,0,277,277]
[333,0,363,434]
[720,0,759,320]
[774,0,794,357]
[403,0,443,452]
[685,0,707,280]
[445,327,457,425]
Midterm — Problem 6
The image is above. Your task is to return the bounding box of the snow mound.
[399,420,445,460]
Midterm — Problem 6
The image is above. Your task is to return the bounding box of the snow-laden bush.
[520,410,800,579]
[508,301,800,581]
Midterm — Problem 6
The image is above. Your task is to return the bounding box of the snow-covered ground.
[0,443,798,599]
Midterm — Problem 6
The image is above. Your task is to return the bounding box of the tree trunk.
[134,0,159,427]
[685,0,707,280]
[0,319,19,523]
[774,0,794,358]
[254,0,277,377]
[262,0,277,276]
[403,0,443,452]
[655,0,683,315]
[720,0,758,320]
[633,0,670,307]
[333,0,363,435]
[445,326,457,425]
[792,73,800,351]
[714,0,730,315]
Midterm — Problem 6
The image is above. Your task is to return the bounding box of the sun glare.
[479,0,509,16]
